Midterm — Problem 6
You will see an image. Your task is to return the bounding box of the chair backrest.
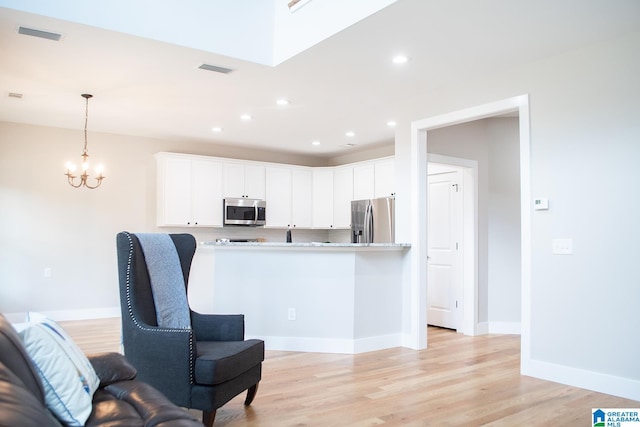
[116,232,197,328]
[115,232,198,408]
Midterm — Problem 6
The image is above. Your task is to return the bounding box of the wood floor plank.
[60,319,639,426]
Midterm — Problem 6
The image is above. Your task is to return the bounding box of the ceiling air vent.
[18,26,61,41]
[198,63,234,74]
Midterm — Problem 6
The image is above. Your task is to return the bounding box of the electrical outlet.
[287,308,296,321]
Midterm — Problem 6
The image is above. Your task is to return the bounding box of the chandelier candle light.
[65,93,105,189]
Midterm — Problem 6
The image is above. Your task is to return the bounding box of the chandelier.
[65,94,105,189]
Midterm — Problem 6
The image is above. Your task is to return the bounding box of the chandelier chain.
[65,93,104,189]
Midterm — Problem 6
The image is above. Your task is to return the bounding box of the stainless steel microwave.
[223,198,266,226]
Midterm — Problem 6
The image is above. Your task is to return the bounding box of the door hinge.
[456,300,458,308]
[452,183,459,192]
[455,242,459,250]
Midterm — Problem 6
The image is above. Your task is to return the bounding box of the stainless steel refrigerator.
[351,196,395,243]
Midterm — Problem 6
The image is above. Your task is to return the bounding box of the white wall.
[394,31,640,398]
[486,119,521,326]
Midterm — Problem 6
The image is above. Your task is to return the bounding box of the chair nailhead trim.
[122,231,195,385]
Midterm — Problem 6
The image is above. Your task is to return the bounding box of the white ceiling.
[1,0,639,159]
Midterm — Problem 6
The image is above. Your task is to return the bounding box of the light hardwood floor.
[61,318,638,426]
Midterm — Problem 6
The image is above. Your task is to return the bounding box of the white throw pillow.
[14,312,100,426]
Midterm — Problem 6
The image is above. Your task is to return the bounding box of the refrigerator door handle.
[364,203,373,243]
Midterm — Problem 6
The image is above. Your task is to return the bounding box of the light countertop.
[200,241,410,251]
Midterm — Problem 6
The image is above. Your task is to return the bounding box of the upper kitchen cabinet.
[156,153,223,227]
[291,168,312,228]
[223,162,266,199]
[353,157,395,200]
[333,166,353,228]
[352,163,375,200]
[374,158,395,198]
[265,166,292,228]
[312,168,334,228]
[265,166,312,228]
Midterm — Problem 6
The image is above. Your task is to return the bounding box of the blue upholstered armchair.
[116,231,264,426]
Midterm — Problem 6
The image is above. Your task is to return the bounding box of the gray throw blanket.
[136,233,191,329]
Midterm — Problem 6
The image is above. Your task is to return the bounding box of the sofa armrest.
[191,312,245,341]
[88,353,137,387]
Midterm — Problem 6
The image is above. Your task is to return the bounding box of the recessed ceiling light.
[240,114,252,120]
[392,55,408,64]
[212,127,223,132]
[311,140,320,146]
[276,98,290,106]
[387,121,396,127]
[345,131,355,137]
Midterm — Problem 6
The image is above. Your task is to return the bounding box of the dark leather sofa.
[0,313,203,427]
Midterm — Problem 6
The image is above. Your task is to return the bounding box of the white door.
[427,170,463,329]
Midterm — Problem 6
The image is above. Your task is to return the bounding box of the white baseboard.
[354,334,403,354]
[253,334,403,354]
[476,321,521,335]
[523,357,640,402]
[4,307,121,323]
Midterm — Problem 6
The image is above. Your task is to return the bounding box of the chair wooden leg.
[203,410,216,427]
[244,383,259,406]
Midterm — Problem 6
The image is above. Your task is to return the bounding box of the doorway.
[408,95,532,359]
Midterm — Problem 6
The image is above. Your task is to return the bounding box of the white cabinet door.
[244,165,266,199]
[192,160,223,226]
[160,156,192,226]
[374,158,395,198]
[265,167,292,227]
[312,168,334,228]
[158,155,223,227]
[223,163,246,198]
[353,163,375,200]
[291,168,312,228]
[333,166,353,228]
[223,162,266,199]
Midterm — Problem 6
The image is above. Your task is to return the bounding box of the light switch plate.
[552,238,573,254]
[534,198,549,210]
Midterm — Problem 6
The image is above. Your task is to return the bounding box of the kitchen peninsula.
[189,241,410,354]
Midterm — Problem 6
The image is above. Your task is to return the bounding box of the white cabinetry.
[265,166,292,228]
[374,158,395,198]
[291,168,312,228]
[333,166,353,228]
[223,162,265,199]
[156,154,223,227]
[312,168,334,228]
[156,152,393,230]
[353,157,395,200]
[353,163,375,200]
[265,166,312,228]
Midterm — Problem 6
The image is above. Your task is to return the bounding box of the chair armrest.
[191,312,245,341]
[88,352,137,387]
